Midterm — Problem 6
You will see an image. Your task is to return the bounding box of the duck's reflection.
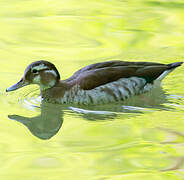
[8,101,63,140]
[8,86,172,140]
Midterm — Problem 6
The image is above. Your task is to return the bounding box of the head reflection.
[8,101,63,140]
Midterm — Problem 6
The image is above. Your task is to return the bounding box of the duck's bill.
[6,78,29,92]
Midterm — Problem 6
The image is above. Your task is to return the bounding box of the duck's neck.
[40,80,70,103]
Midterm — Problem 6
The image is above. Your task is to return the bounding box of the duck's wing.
[66,61,164,81]
[66,61,182,90]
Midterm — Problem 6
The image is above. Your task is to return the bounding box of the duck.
[6,60,183,105]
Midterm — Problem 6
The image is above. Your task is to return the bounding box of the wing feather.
[64,61,177,90]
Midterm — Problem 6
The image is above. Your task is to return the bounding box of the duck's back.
[59,61,182,104]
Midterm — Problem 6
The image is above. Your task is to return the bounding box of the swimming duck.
[6,60,183,104]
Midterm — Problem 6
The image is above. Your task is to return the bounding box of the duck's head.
[6,60,60,92]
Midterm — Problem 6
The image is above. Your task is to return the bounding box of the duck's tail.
[156,62,183,81]
[167,62,183,69]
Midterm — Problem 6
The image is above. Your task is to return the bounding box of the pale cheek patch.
[33,75,41,84]
[33,71,56,90]
[47,80,56,88]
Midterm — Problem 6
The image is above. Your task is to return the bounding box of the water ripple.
[17,87,40,110]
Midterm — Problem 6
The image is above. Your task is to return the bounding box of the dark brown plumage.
[65,61,183,90]
[6,60,183,104]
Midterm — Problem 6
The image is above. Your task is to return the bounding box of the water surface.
[1,0,184,179]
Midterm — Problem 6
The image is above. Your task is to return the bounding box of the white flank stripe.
[156,69,173,81]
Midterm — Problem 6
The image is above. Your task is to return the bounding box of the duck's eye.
[32,69,38,74]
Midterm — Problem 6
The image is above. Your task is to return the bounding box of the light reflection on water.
[4,79,184,178]
[1,0,184,179]
[4,71,184,179]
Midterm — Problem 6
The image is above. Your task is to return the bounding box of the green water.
[1,0,184,179]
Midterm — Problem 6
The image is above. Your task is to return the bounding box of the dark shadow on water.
[8,86,173,140]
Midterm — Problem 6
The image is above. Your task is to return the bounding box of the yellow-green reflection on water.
[1,0,184,179]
